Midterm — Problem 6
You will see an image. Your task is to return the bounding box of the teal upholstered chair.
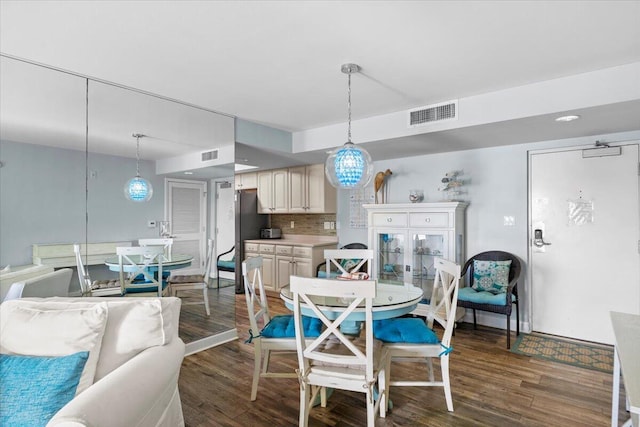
[216,246,235,288]
[457,251,521,348]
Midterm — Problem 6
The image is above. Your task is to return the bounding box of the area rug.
[511,333,613,373]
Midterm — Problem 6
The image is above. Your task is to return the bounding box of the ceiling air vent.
[201,149,218,161]
[408,100,458,127]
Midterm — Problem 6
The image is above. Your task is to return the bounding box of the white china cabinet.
[364,202,467,298]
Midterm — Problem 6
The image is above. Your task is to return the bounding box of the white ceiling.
[1,1,640,169]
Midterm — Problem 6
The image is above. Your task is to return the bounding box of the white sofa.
[0,297,185,426]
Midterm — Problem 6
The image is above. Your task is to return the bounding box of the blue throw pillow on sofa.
[0,351,89,427]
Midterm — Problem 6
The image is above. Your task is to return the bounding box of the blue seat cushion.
[125,281,169,294]
[133,271,170,283]
[373,318,439,344]
[458,286,514,305]
[217,260,235,271]
[317,270,341,279]
[0,351,89,426]
[261,315,323,338]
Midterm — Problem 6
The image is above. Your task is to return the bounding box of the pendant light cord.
[132,133,144,177]
[136,135,141,177]
[85,78,89,259]
[347,72,352,143]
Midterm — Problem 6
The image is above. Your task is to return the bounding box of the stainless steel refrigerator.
[235,189,268,293]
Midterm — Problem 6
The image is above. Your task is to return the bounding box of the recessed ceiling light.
[184,171,194,175]
[555,115,581,122]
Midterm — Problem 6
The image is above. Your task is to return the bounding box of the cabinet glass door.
[410,232,447,298]
[376,231,406,285]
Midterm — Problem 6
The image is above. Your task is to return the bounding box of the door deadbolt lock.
[533,229,552,247]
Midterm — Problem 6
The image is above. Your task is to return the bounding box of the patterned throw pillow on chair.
[471,260,512,294]
[339,258,360,272]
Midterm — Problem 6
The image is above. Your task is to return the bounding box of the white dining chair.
[138,238,174,283]
[290,275,387,427]
[74,243,122,297]
[242,256,323,401]
[373,257,461,412]
[138,238,173,260]
[323,248,373,279]
[168,238,212,316]
[117,246,168,297]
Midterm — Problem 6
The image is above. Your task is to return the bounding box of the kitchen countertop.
[244,234,338,247]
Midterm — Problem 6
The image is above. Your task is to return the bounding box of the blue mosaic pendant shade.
[125,133,153,202]
[325,142,373,189]
[124,175,153,202]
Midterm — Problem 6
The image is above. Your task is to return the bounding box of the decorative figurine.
[374,169,393,204]
[438,170,466,201]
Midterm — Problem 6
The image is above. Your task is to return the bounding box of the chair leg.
[427,358,435,382]
[366,388,376,427]
[441,354,453,412]
[300,384,311,427]
[203,284,210,316]
[506,314,511,349]
[472,309,477,329]
[378,367,387,418]
[250,341,262,401]
[516,301,520,336]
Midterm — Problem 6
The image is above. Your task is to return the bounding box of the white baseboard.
[462,310,531,334]
[184,329,238,356]
[216,271,234,280]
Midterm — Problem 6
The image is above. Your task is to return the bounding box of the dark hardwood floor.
[178,293,628,426]
[177,281,236,343]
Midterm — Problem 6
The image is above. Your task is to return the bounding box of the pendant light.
[124,133,153,202]
[325,63,373,189]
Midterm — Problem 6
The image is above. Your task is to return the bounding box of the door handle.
[533,229,552,247]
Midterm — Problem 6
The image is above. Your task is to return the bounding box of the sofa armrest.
[48,338,185,427]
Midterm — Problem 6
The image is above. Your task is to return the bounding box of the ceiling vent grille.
[408,100,458,127]
[201,150,218,161]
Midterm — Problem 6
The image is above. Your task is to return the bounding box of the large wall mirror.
[0,55,236,350]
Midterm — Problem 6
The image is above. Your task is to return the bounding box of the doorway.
[165,179,207,276]
[529,143,640,344]
[215,180,235,282]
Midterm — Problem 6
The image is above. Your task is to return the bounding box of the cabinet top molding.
[363,202,468,210]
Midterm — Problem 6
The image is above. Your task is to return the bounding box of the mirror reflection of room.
[0,55,236,350]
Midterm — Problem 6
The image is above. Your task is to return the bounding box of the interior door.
[215,180,235,279]
[529,143,640,344]
[166,179,206,276]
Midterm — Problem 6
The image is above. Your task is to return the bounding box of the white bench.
[32,241,132,268]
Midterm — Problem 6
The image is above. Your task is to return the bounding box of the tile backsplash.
[270,214,337,236]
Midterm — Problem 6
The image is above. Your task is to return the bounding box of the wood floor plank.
[178,293,629,426]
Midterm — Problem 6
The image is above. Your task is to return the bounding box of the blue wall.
[0,139,164,268]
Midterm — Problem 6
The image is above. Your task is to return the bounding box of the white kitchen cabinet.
[257,169,288,214]
[234,172,257,190]
[245,243,276,291]
[245,241,336,292]
[288,164,336,214]
[365,202,467,298]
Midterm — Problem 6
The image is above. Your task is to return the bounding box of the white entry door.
[166,179,207,276]
[529,143,640,344]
